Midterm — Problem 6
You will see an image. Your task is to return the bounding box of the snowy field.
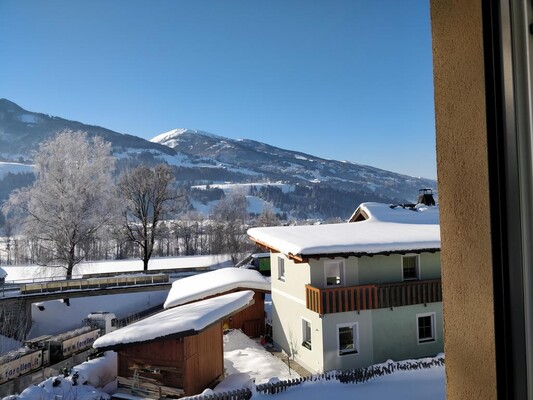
[2,255,232,282]
[192,182,294,195]
[190,182,291,216]
[0,162,34,179]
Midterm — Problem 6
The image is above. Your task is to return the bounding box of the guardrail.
[18,273,170,294]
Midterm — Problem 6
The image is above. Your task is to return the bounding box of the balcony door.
[324,260,345,287]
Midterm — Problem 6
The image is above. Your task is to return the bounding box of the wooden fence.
[185,355,445,400]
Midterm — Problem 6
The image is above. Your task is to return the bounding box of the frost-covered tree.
[3,131,117,278]
[256,205,280,227]
[118,164,179,270]
[211,192,253,264]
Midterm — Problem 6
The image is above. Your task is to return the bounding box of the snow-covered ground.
[222,330,298,386]
[29,290,169,338]
[2,328,445,400]
[0,162,34,179]
[0,335,21,356]
[190,195,280,216]
[190,182,291,216]
[250,366,445,400]
[2,254,232,282]
[192,182,294,195]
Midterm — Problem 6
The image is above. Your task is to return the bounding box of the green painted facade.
[270,251,443,373]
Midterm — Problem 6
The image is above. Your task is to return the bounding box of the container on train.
[47,326,100,363]
[1,313,113,386]
[0,348,44,385]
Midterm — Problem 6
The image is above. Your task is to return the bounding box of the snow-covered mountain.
[150,128,436,203]
[0,98,175,161]
[0,99,436,220]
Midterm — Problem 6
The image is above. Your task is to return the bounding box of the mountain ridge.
[0,98,176,159]
[0,99,436,219]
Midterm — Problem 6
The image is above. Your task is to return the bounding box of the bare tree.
[118,164,179,270]
[2,131,117,279]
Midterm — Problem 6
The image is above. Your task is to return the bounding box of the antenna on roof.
[417,189,436,206]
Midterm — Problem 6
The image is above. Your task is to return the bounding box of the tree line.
[1,131,278,278]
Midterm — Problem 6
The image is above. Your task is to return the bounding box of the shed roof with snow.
[248,203,440,261]
[93,291,254,351]
[0,267,7,279]
[164,268,270,309]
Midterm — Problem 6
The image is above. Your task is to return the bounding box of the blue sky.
[0,1,436,179]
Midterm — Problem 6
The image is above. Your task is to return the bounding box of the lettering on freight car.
[0,352,42,383]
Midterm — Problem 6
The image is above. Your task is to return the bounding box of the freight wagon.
[0,327,100,385]
[0,348,45,385]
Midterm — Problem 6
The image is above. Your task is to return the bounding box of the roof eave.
[94,298,255,352]
[298,247,441,262]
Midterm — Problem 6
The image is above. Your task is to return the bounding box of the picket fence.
[185,355,445,400]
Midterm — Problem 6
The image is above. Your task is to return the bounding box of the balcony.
[305,279,442,315]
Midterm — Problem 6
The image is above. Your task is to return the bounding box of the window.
[278,257,285,281]
[325,260,344,286]
[417,312,436,343]
[302,318,312,350]
[402,254,419,280]
[337,323,358,356]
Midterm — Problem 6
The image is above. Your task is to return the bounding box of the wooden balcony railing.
[305,279,442,315]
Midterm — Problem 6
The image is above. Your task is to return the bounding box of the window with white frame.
[278,257,285,281]
[402,254,419,280]
[337,323,358,356]
[417,312,436,343]
[302,318,312,350]
[325,260,344,286]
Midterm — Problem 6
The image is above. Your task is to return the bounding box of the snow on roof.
[350,202,440,224]
[164,268,270,309]
[0,266,7,279]
[93,291,254,351]
[248,203,440,258]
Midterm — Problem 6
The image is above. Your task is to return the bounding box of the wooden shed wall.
[183,322,224,396]
[224,291,265,337]
[117,337,185,388]
[117,322,224,396]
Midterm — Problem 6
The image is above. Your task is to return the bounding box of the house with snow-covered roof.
[247,198,442,374]
[164,268,270,337]
[93,291,254,397]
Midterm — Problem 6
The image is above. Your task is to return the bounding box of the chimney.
[417,188,436,206]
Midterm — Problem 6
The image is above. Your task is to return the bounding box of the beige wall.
[431,0,497,399]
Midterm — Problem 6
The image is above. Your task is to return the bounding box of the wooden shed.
[222,289,266,337]
[164,268,271,338]
[93,291,255,398]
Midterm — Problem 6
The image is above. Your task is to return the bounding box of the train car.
[0,315,110,386]
[0,347,45,385]
[84,311,118,335]
[48,326,100,363]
